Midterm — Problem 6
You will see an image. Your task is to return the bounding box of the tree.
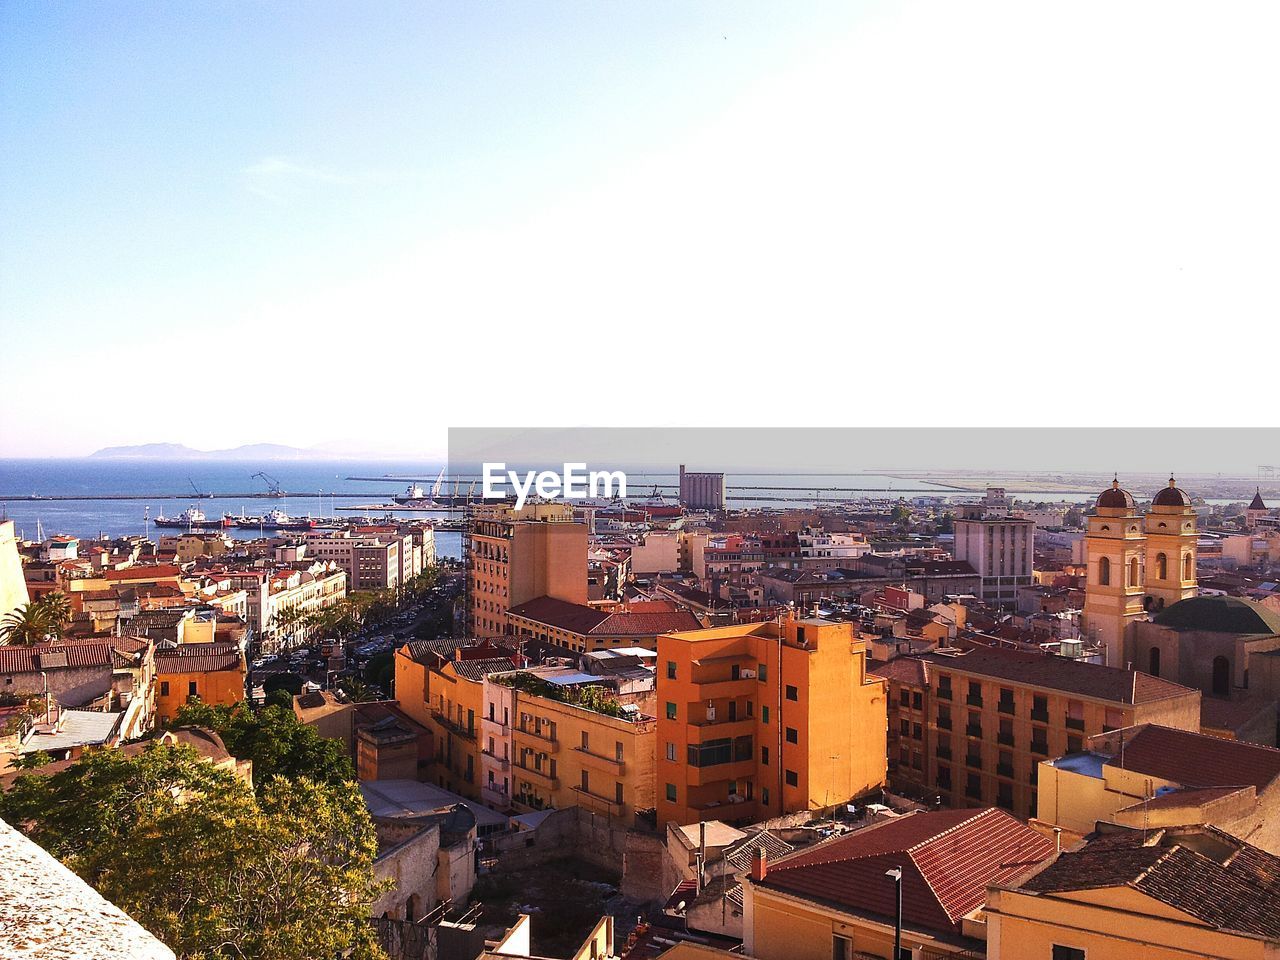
[0,593,71,645]
[173,700,355,791]
[0,745,386,960]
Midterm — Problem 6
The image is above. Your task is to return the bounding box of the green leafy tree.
[0,592,71,645]
[0,745,386,960]
[173,700,355,791]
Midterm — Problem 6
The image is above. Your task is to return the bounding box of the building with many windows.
[655,615,887,828]
[467,502,586,637]
[953,510,1034,607]
[875,645,1201,820]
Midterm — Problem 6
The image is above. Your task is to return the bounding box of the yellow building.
[394,638,519,798]
[480,668,656,820]
[986,824,1280,959]
[656,615,887,828]
[467,502,586,638]
[153,642,246,723]
[743,807,1055,960]
[1083,477,1198,667]
[1034,723,1280,854]
[877,646,1201,821]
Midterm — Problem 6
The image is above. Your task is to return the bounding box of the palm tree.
[0,602,53,645]
[38,593,71,639]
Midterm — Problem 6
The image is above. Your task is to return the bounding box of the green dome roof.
[1153,595,1280,636]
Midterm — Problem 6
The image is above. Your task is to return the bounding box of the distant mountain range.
[90,442,372,460]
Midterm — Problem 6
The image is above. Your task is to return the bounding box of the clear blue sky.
[2,2,1276,458]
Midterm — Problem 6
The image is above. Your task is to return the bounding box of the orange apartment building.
[655,616,887,828]
[153,642,247,723]
[467,502,587,638]
[875,645,1202,820]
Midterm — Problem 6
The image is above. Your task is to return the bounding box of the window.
[832,935,851,960]
[1128,557,1139,587]
[1067,735,1083,753]
[1148,646,1161,677]
[967,680,983,706]
[730,663,740,680]
[581,731,590,749]
[785,727,798,744]
[998,687,1015,714]
[762,787,769,807]
[785,769,798,787]
[1156,552,1168,580]
[785,684,798,702]
[1183,553,1193,580]
[761,705,769,724]
[665,742,676,762]
[1032,694,1049,723]
[665,783,677,802]
[615,741,624,761]
[1098,556,1111,586]
[666,661,677,679]
[188,681,198,697]
[900,689,911,707]
[1066,700,1084,730]
[160,681,170,697]
[758,662,767,682]
[1052,948,1086,960]
[666,702,677,720]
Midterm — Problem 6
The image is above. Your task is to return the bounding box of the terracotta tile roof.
[508,595,702,637]
[449,657,520,682]
[918,647,1196,704]
[757,808,1053,936]
[1019,826,1280,939]
[0,642,118,673]
[154,643,242,675]
[1103,724,1280,793]
[868,657,929,686]
[103,564,182,582]
[725,830,794,872]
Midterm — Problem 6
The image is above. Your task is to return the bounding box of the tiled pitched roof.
[918,647,1195,704]
[757,808,1053,936]
[1020,826,1280,939]
[448,657,519,682]
[154,643,242,674]
[508,595,702,637]
[1103,724,1280,792]
[0,643,117,674]
[868,657,929,686]
[725,830,794,872]
[507,596,609,633]
[103,564,182,581]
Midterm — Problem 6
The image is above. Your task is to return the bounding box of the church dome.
[1153,596,1280,636]
[1152,477,1191,508]
[1096,478,1135,511]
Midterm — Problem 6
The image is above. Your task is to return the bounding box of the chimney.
[750,846,768,881]
[1053,827,1062,854]
[697,821,707,892]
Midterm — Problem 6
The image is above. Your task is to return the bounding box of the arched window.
[1183,553,1193,580]
[1212,656,1230,696]
[1098,556,1111,586]
[1128,557,1140,587]
[1156,553,1168,580]
[1148,646,1161,677]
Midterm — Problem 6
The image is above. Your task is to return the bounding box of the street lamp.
[884,866,903,960]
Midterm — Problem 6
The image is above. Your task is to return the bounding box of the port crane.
[252,471,286,497]
[188,477,211,499]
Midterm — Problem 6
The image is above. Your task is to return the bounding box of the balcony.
[481,750,510,771]
[431,711,477,742]
[689,678,756,701]
[571,785,624,818]
[513,763,558,789]
[514,725,559,754]
[573,746,625,776]
[687,715,755,740]
[686,757,756,787]
[1066,717,1085,731]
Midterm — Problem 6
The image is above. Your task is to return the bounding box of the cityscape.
[3,446,1280,959]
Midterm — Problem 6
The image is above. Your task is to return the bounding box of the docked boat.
[236,508,316,531]
[154,506,228,529]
